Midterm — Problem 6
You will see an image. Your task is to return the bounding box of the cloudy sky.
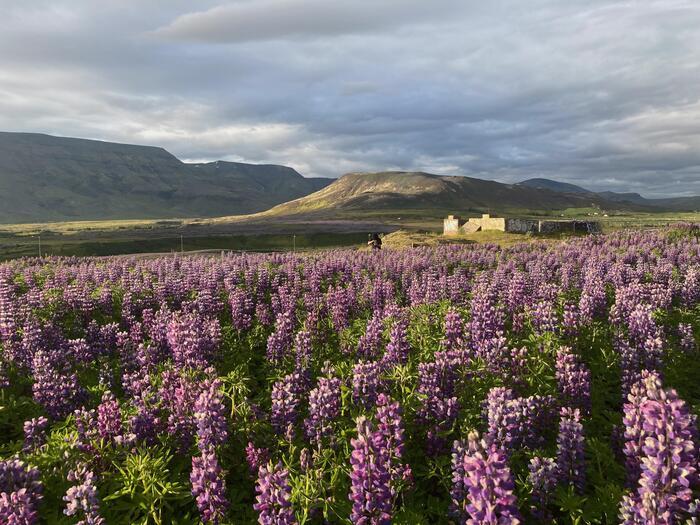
[1,0,700,197]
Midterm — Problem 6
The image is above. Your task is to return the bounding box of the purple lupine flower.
[305,376,341,445]
[474,333,513,373]
[483,387,518,451]
[271,372,307,435]
[68,338,94,364]
[358,315,384,360]
[555,347,591,415]
[327,284,354,331]
[619,371,698,524]
[627,303,663,347]
[0,458,43,525]
[245,442,270,476]
[529,299,558,335]
[0,459,43,496]
[22,417,49,453]
[255,302,274,327]
[63,465,105,525]
[352,361,382,409]
[381,316,410,367]
[678,323,696,353]
[0,278,20,365]
[451,431,522,525]
[159,370,200,451]
[349,416,393,525]
[618,304,666,391]
[31,349,86,420]
[483,388,554,454]
[74,408,98,452]
[618,321,666,400]
[96,391,123,442]
[562,302,580,336]
[299,448,312,472]
[266,312,295,365]
[138,307,172,368]
[578,274,607,323]
[254,462,297,525]
[417,361,458,455]
[375,394,410,480]
[681,266,700,307]
[556,407,585,493]
[449,439,468,520]
[0,489,41,524]
[129,404,161,446]
[377,397,413,501]
[468,276,505,348]
[191,448,229,524]
[0,359,8,390]
[441,308,465,351]
[166,312,221,369]
[194,378,228,451]
[622,376,649,486]
[528,456,558,521]
[293,330,312,374]
[229,287,254,331]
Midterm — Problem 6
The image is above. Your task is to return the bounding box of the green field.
[0,209,698,260]
[0,232,370,260]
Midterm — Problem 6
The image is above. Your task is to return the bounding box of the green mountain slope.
[262,171,649,218]
[517,178,591,194]
[0,132,331,223]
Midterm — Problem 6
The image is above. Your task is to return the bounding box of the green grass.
[0,209,698,260]
[0,233,369,260]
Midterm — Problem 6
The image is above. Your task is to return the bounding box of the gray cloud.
[1,0,700,197]
[152,0,464,43]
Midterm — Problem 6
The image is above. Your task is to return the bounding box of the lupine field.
[1,226,699,524]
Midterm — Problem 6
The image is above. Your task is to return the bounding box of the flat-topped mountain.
[0,132,331,223]
[262,171,644,217]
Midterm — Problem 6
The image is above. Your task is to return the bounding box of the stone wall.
[537,220,601,234]
[465,214,506,232]
[443,215,462,235]
[443,214,600,236]
[505,218,538,233]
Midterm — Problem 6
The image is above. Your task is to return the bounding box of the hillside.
[0,132,331,223]
[519,177,700,211]
[517,178,591,194]
[261,171,647,218]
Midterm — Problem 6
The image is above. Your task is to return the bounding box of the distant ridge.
[519,177,700,212]
[517,178,591,194]
[0,132,331,223]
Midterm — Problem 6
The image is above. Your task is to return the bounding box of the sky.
[1,0,700,197]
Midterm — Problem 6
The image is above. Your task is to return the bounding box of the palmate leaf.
[102,446,193,525]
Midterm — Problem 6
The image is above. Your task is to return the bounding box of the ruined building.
[443,214,600,235]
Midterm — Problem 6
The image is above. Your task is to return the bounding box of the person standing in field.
[367,233,382,250]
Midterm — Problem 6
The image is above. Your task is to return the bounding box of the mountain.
[650,196,700,212]
[517,178,591,194]
[0,132,331,223]
[595,191,649,206]
[261,171,647,218]
[518,177,700,212]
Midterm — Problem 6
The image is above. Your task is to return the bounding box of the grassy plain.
[0,209,698,260]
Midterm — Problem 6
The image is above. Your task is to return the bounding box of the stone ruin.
[443,214,600,235]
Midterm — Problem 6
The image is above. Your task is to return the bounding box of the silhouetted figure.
[367,233,382,250]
